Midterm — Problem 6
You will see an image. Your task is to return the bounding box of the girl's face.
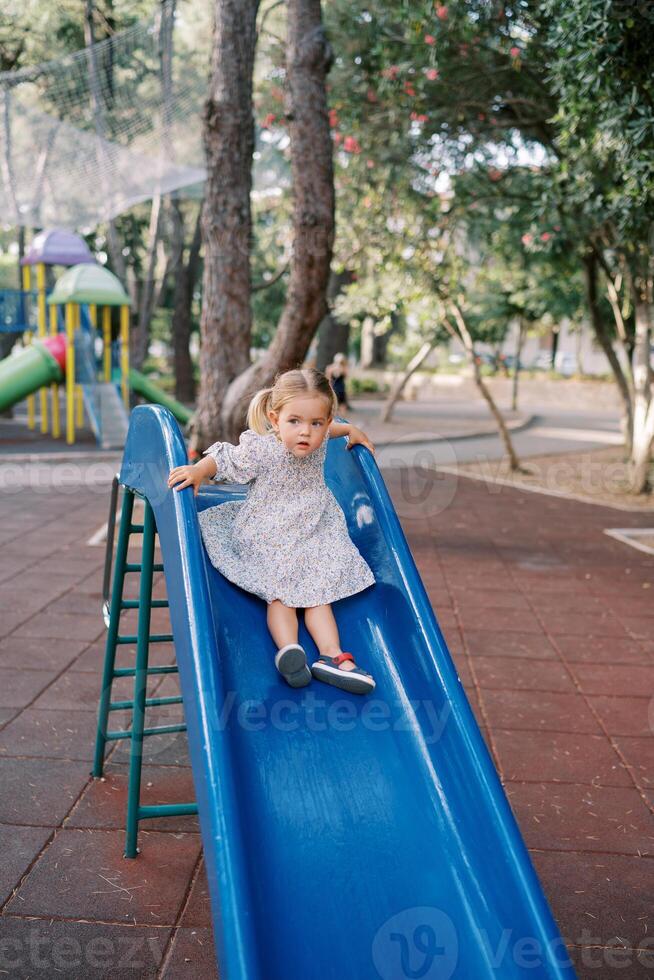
[268,395,332,458]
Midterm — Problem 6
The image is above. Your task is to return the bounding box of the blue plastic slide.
[120,405,576,980]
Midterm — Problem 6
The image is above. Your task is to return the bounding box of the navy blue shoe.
[275,643,312,688]
[310,652,375,694]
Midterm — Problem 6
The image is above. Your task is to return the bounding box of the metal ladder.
[92,476,198,858]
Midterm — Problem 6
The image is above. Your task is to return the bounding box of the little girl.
[167,368,377,695]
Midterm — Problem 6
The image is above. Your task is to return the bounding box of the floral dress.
[197,428,376,608]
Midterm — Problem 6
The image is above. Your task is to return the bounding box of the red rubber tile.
[531,850,653,951]
[0,636,89,671]
[481,690,601,734]
[464,630,558,660]
[452,588,532,610]
[67,764,198,833]
[568,944,654,979]
[552,635,653,666]
[506,782,654,856]
[0,708,129,762]
[492,730,632,787]
[457,606,544,634]
[546,611,628,638]
[472,656,576,694]
[587,697,654,738]
[5,828,202,925]
[570,664,654,698]
[30,671,137,712]
[612,737,654,792]
[13,612,105,644]
[0,668,59,709]
[0,757,90,825]
[161,927,217,979]
[0,824,51,904]
[180,863,212,928]
[0,916,171,978]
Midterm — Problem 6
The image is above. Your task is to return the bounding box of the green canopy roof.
[47,264,131,307]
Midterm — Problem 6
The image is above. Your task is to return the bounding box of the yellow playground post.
[21,264,36,431]
[35,263,49,433]
[49,304,61,438]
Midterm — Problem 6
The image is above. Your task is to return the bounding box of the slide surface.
[0,335,65,413]
[128,367,192,425]
[120,405,576,980]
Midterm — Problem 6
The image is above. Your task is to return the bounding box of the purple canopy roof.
[21,229,96,267]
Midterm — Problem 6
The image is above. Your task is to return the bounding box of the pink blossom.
[425,34,436,45]
[329,108,339,128]
[540,232,551,241]
[425,68,439,81]
[261,113,276,128]
[435,4,448,19]
[521,233,532,245]
[343,135,361,153]
[404,81,416,96]
[510,46,520,58]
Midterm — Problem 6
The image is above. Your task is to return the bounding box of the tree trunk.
[315,268,354,371]
[583,250,634,451]
[172,202,202,403]
[192,0,261,449]
[380,340,435,423]
[511,317,526,411]
[219,0,335,443]
[448,303,523,472]
[629,279,654,493]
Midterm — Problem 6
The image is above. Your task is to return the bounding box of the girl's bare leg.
[267,599,299,649]
[303,604,356,670]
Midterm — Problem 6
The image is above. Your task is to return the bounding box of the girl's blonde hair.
[247,368,338,435]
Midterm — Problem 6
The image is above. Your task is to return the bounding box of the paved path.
[0,457,652,977]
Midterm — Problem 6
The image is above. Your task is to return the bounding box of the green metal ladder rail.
[92,477,198,858]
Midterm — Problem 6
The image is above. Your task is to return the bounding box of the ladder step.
[125,563,164,572]
[120,599,169,610]
[114,665,178,677]
[116,633,174,645]
[138,802,198,819]
[105,723,187,741]
[129,523,145,533]
[109,696,183,711]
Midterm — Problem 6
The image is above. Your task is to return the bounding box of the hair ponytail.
[247,387,274,434]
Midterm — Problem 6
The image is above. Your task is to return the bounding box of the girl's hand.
[167,463,206,496]
[346,425,375,455]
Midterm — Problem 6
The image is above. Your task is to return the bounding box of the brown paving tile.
[452,588,531,610]
[618,617,654,642]
[570,664,654,698]
[0,636,89,671]
[0,916,171,978]
[464,629,558,660]
[0,707,19,726]
[457,606,544,634]
[0,668,58,709]
[546,611,628,638]
[161,927,217,979]
[110,730,191,768]
[506,782,654,856]
[180,862,212,928]
[607,596,654,618]
[612,737,654,791]
[517,573,591,595]
[30,670,137,712]
[67,764,198,833]
[473,656,576,693]
[5,828,202,925]
[0,757,90,825]
[525,591,604,614]
[587,696,654,738]
[0,824,52,904]
[492,730,632,787]
[531,850,654,952]
[553,634,653,666]
[0,708,128,761]
[568,943,654,979]
[481,690,601,734]
[13,612,105,644]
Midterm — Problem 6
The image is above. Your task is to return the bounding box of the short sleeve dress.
[196,428,376,608]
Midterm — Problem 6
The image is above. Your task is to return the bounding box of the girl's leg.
[303,604,356,671]
[267,599,299,649]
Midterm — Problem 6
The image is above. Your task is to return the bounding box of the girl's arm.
[328,421,375,455]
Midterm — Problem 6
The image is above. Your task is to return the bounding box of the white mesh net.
[0,1,285,232]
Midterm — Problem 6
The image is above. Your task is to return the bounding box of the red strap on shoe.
[332,652,354,665]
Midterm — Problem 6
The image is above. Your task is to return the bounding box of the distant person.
[325,352,351,412]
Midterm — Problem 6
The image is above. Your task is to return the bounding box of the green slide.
[0,336,65,413]
[128,368,192,425]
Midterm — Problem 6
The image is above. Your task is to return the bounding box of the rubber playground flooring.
[0,466,652,978]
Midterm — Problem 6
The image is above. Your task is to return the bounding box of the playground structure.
[0,229,191,448]
[91,403,577,980]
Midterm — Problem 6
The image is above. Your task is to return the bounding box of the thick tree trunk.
[220,0,335,442]
[315,268,354,371]
[448,303,523,472]
[380,340,435,423]
[629,280,654,493]
[583,250,634,451]
[192,0,260,449]
[172,202,202,403]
